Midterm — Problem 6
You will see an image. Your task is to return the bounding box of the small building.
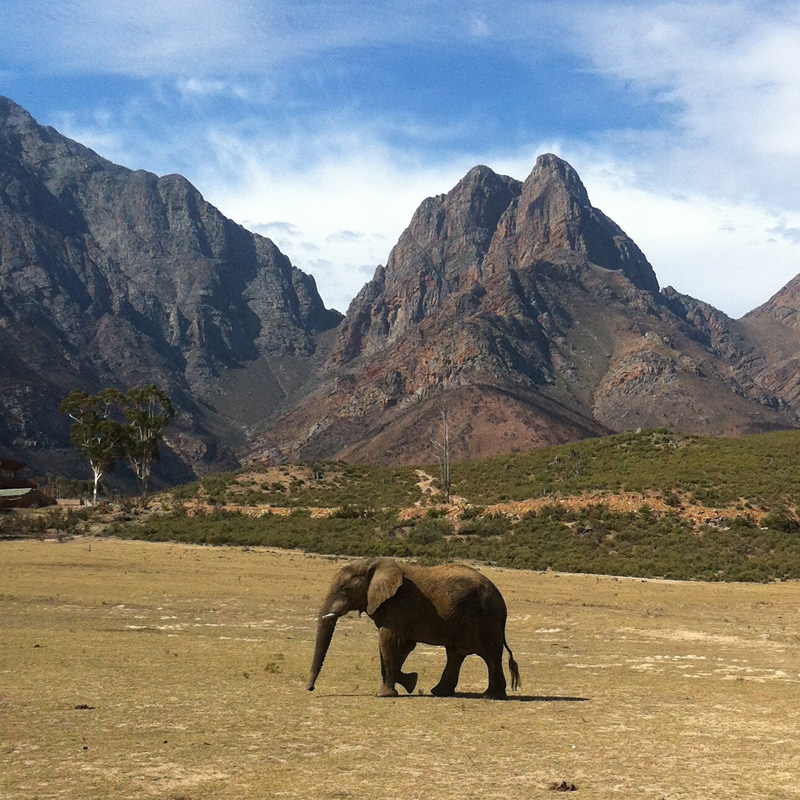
[0,459,54,508]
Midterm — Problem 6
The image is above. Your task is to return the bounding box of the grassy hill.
[162,428,800,510]
[7,429,800,581]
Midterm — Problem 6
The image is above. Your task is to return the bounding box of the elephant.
[307,557,521,699]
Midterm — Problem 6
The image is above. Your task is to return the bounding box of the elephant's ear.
[367,560,404,616]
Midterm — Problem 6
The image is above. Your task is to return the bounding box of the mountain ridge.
[250,154,798,464]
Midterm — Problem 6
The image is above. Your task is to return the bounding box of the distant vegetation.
[8,428,800,582]
[452,428,800,508]
[171,461,423,510]
[106,502,800,583]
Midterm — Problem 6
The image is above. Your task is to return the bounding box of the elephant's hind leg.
[431,647,467,697]
[481,643,508,700]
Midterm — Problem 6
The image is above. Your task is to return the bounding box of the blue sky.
[3,1,800,316]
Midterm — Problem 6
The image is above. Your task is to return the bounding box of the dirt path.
[414,469,440,500]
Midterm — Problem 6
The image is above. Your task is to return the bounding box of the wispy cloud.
[770,221,800,246]
[175,78,254,103]
[571,2,800,205]
[252,221,303,238]
[5,0,800,317]
[4,1,251,75]
[3,1,541,77]
[325,231,369,243]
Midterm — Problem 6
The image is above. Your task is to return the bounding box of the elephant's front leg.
[397,639,418,694]
[377,627,412,697]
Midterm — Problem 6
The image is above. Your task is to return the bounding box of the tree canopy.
[60,384,174,502]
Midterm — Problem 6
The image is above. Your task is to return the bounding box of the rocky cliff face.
[0,96,341,480]
[255,154,797,464]
[739,276,800,409]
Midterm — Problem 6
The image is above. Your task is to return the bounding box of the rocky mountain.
[3,95,800,481]
[252,155,798,464]
[0,96,341,482]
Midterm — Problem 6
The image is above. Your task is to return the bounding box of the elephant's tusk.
[321,612,338,619]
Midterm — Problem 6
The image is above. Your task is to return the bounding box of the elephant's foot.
[482,688,508,700]
[377,686,399,698]
[430,683,456,697]
[399,671,418,694]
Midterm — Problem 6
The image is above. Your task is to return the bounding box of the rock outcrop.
[739,276,800,409]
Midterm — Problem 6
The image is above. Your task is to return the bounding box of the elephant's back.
[412,564,507,618]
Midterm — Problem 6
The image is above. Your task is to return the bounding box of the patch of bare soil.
[482,490,765,526]
[395,484,762,528]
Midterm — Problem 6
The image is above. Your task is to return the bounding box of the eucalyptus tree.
[59,388,126,504]
[61,384,175,503]
[121,384,175,501]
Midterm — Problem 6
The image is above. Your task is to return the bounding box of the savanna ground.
[4,539,800,799]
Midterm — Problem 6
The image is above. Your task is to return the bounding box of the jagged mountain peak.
[527,152,591,206]
[332,155,660,366]
[0,95,118,179]
[0,95,42,132]
[401,163,520,264]
[258,152,800,466]
[513,154,659,294]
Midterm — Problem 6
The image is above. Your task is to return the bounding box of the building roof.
[0,488,32,498]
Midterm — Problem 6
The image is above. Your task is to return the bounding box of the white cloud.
[194,126,478,313]
[176,78,253,102]
[469,13,491,39]
[579,164,800,317]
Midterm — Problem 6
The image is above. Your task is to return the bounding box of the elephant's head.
[307,558,403,691]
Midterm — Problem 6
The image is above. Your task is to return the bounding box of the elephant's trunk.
[307,610,339,691]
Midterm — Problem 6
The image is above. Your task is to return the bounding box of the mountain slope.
[738,276,800,409]
[0,96,341,480]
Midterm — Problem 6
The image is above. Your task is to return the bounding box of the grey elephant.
[307,557,521,699]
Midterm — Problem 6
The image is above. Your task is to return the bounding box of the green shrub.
[762,508,799,533]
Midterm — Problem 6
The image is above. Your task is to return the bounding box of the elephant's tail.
[504,639,521,691]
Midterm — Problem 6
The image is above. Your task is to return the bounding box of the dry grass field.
[3,539,800,799]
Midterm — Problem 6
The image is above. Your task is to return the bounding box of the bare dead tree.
[430,408,452,504]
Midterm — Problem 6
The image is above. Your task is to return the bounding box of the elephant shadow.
[445,692,589,703]
[320,692,589,703]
